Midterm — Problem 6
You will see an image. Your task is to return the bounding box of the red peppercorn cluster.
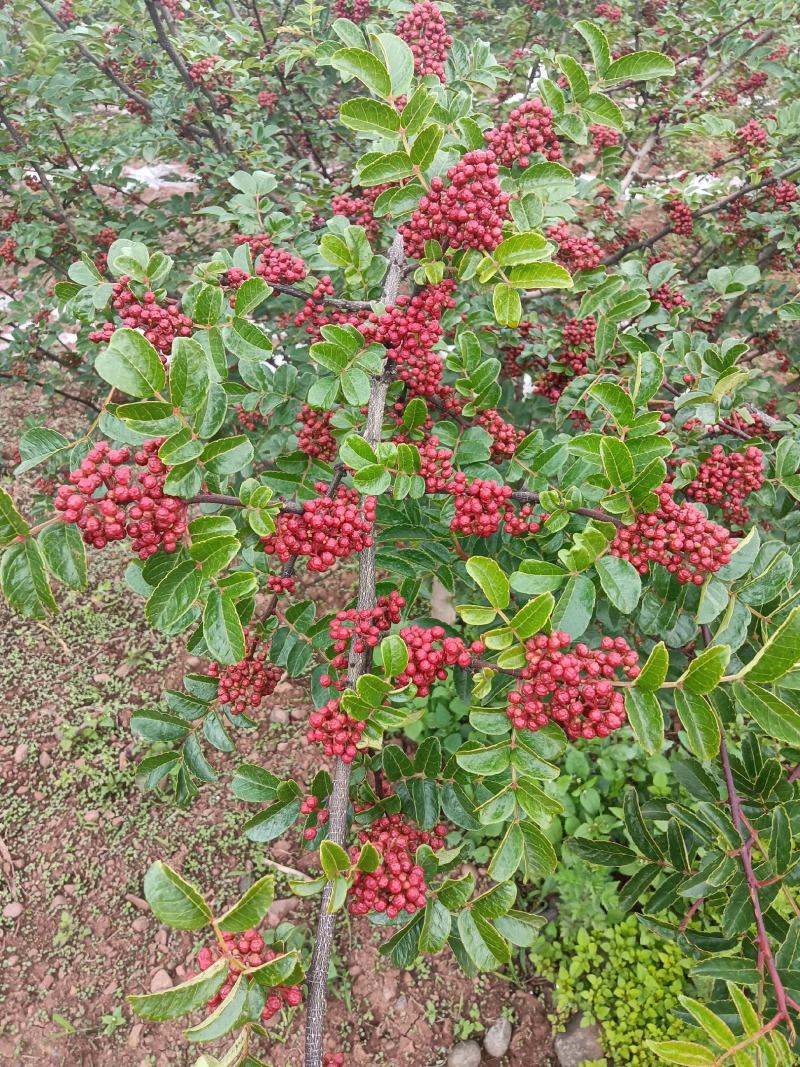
[394,625,484,695]
[257,89,279,111]
[770,181,799,209]
[331,185,388,243]
[547,223,603,271]
[262,483,376,574]
[594,2,622,19]
[323,1054,345,1067]
[53,439,188,558]
[267,574,296,596]
[301,795,329,841]
[484,99,562,167]
[307,698,366,762]
[610,485,735,585]
[685,445,764,526]
[334,0,370,15]
[0,237,16,264]
[400,150,510,259]
[506,632,639,740]
[477,409,524,461]
[296,404,337,461]
[159,0,185,17]
[235,403,269,431]
[208,632,283,716]
[562,316,596,351]
[323,591,405,684]
[233,233,306,285]
[348,813,447,917]
[57,0,76,20]
[650,283,689,312]
[188,56,220,86]
[417,435,454,492]
[196,931,302,1022]
[590,125,621,152]
[395,1,452,81]
[294,277,367,340]
[360,283,455,398]
[90,277,193,357]
[735,120,768,151]
[446,474,541,537]
[667,199,694,235]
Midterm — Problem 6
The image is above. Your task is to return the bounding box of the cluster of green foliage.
[535,915,692,1064]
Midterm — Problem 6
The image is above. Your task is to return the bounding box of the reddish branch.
[606,162,800,266]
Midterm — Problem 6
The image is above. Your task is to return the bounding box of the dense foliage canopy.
[2,0,800,1064]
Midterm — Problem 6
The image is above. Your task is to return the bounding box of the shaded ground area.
[0,383,555,1066]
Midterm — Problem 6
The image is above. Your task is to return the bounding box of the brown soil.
[0,382,556,1066]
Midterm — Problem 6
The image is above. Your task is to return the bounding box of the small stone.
[114,662,132,678]
[132,917,148,933]
[2,901,23,919]
[554,1015,605,1067]
[127,1023,143,1048]
[447,1040,482,1067]
[39,751,52,768]
[290,706,306,722]
[93,672,112,684]
[13,744,28,765]
[149,968,173,993]
[270,706,290,725]
[125,894,149,911]
[84,810,100,823]
[484,1017,512,1059]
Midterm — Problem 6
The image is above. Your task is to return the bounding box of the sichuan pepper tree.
[2,1,800,1064]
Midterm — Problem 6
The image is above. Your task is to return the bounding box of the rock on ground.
[553,1014,605,1067]
[484,1016,513,1058]
[447,1040,482,1067]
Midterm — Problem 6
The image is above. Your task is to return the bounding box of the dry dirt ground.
[0,382,556,1067]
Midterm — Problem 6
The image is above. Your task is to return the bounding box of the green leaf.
[380,634,408,678]
[624,689,663,754]
[493,283,522,327]
[595,556,641,614]
[556,54,590,101]
[0,488,29,545]
[217,876,275,933]
[645,1041,714,1066]
[679,645,731,695]
[184,975,248,1043]
[600,437,634,486]
[494,233,549,267]
[508,263,572,290]
[567,838,636,865]
[15,426,70,473]
[677,995,736,1047]
[551,574,595,639]
[95,328,166,397]
[603,51,676,84]
[519,821,558,881]
[234,277,272,316]
[636,642,669,691]
[131,709,191,742]
[330,47,392,98]
[575,20,611,76]
[243,795,301,843]
[359,151,415,187]
[508,593,555,639]
[340,97,401,135]
[38,523,87,591]
[145,561,201,632]
[733,681,800,747]
[143,861,211,930]
[411,125,443,170]
[320,840,351,879]
[466,556,509,611]
[128,957,227,1021]
[488,823,523,881]
[674,691,720,760]
[739,606,800,683]
[224,318,273,362]
[0,539,56,618]
[203,589,246,665]
[202,436,254,476]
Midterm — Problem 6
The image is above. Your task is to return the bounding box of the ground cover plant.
[2,0,800,1064]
